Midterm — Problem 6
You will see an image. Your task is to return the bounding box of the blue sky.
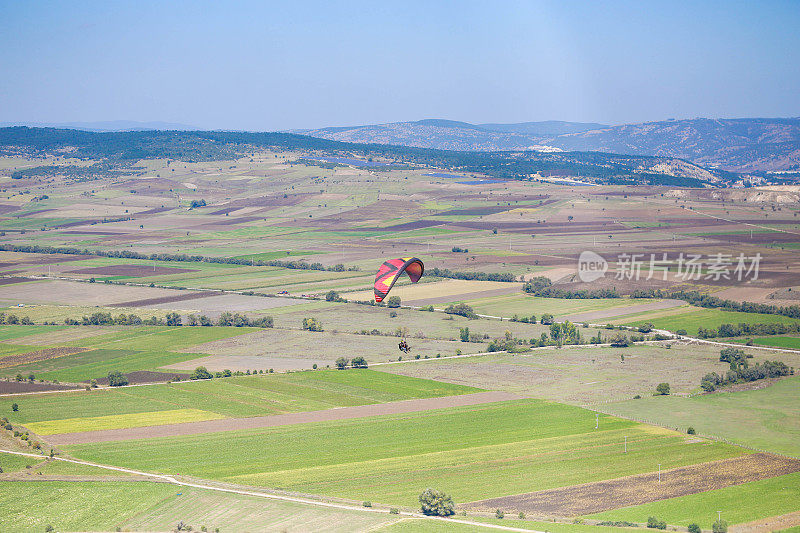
[1,0,798,130]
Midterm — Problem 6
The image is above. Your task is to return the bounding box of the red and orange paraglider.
[373,257,424,303]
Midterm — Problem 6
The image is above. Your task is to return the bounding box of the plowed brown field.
[465,453,800,517]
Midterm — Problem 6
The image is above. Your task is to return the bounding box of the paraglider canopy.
[374,257,424,302]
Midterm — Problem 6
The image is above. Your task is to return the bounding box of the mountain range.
[296,117,800,173]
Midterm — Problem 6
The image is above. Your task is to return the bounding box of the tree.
[199,315,213,326]
[688,524,701,533]
[655,382,670,395]
[107,371,129,387]
[540,313,554,325]
[419,488,455,516]
[325,290,340,302]
[335,357,349,369]
[186,314,198,326]
[386,296,401,308]
[719,347,748,370]
[610,334,631,347]
[459,327,470,342]
[647,517,667,530]
[11,403,18,412]
[444,303,477,319]
[712,520,728,533]
[495,509,504,519]
[302,317,323,331]
[351,356,368,369]
[191,366,213,380]
[165,312,182,326]
[217,312,233,326]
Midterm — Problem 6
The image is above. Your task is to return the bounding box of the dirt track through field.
[45,391,523,445]
[464,453,800,516]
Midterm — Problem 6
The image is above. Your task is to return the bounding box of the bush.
[647,516,667,530]
[712,520,728,533]
[444,303,477,319]
[190,366,213,380]
[389,508,399,514]
[362,501,372,507]
[687,427,696,435]
[386,296,402,308]
[419,488,454,516]
[11,403,19,412]
[495,509,504,519]
[107,371,129,387]
[655,382,670,395]
[676,329,687,335]
[335,357,349,370]
[351,356,368,369]
[302,317,323,331]
[325,290,341,302]
[688,524,701,533]
[539,313,554,325]
[610,334,632,347]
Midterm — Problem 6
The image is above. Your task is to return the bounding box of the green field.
[600,377,800,457]
[0,326,257,381]
[0,481,178,532]
[3,370,480,426]
[63,399,743,508]
[589,472,800,528]
[620,308,800,335]
[744,336,800,349]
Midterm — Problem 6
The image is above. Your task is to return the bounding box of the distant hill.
[549,117,800,173]
[0,126,726,187]
[0,120,198,132]
[298,117,800,173]
[295,120,606,152]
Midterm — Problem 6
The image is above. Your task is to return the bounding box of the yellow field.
[26,408,224,435]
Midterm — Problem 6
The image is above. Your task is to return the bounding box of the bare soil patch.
[136,206,173,216]
[67,265,197,277]
[0,347,88,369]
[730,510,800,533]
[92,370,190,385]
[60,230,123,235]
[0,380,79,394]
[464,453,800,517]
[0,277,39,286]
[45,391,522,445]
[110,291,222,307]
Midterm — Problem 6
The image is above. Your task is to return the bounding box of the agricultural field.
[380,341,800,403]
[599,376,800,457]
[1,370,480,428]
[3,145,800,531]
[62,399,743,508]
[619,307,800,334]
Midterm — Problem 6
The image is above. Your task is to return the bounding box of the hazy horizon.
[2,1,799,131]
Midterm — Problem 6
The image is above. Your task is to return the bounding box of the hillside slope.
[299,117,800,173]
